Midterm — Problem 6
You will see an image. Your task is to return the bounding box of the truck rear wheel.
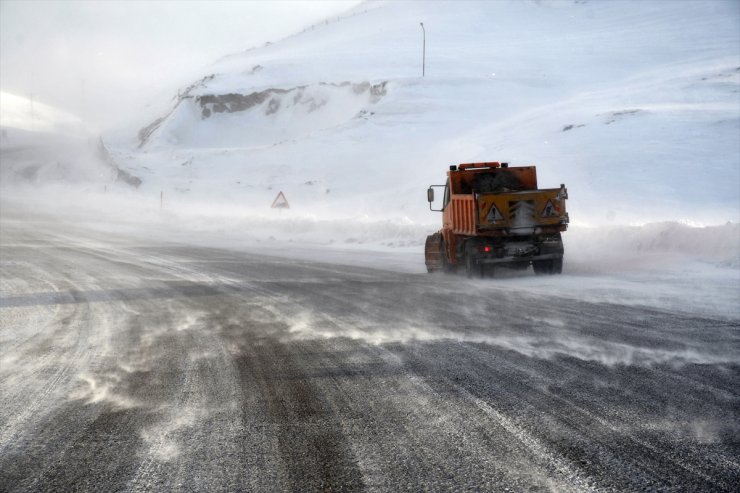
[465,252,483,278]
[533,258,563,275]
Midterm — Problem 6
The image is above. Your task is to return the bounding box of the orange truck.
[425,162,569,277]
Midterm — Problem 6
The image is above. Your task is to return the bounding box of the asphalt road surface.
[1,217,738,492]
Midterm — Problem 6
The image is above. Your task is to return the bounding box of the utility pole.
[420,22,426,77]
[80,78,86,122]
[28,93,35,131]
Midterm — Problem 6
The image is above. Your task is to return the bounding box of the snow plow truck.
[425,162,569,277]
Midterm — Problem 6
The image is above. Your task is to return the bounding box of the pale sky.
[0,0,361,129]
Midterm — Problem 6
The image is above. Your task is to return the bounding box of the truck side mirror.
[427,184,445,211]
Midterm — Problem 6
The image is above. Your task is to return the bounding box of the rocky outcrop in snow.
[137,80,388,148]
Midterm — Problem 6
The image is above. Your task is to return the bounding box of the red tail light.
[483,246,492,253]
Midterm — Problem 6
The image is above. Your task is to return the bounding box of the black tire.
[425,233,444,273]
[533,258,563,275]
[439,239,451,274]
[474,171,522,192]
[465,252,483,278]
[425,235,437,272]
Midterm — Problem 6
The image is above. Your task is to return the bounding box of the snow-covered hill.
[105,0,739,228]
[0,92,120,186]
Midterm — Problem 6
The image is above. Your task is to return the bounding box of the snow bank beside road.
[566,222,740,272]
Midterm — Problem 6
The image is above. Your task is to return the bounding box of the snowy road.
[1,218,738,492]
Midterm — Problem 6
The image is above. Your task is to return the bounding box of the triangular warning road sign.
[271,191,290,209]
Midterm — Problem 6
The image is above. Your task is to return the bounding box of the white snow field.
[1,0,738,293]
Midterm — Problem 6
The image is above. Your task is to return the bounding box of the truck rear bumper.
[477,253,562,265]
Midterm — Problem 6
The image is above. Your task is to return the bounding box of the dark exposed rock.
[97,138,142,188]
[369,81,388,102]
[137,117,165,147]
[138,74,216,148]
[137,78,388,147]
[562,123,585,132]
[195,81,388,120]
[266,98,281,115]
[196,90,288,119]
[604,109,641,125]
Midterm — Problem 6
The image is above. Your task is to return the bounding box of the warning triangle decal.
[271,191,290,209]
[487,204,504,223]
[541,200,558,217]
